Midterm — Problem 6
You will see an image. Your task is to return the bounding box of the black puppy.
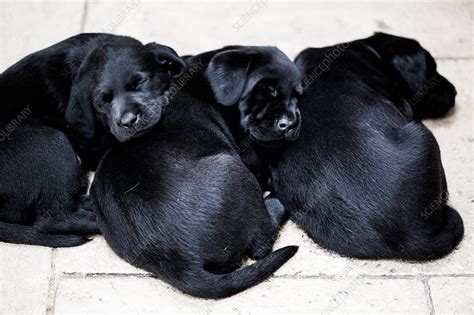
[90,46,302,299]
[0,34,185,247]
[1,33,185,165]
[270,33,464,261]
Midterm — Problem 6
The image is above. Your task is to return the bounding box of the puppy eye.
[166,61,175,75]
[101,92,113,104]
[158,58,174,68]
[263,85,279,98]
[158,59,178,76]
[127,76,148,91]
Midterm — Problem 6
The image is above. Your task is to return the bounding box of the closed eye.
[101,91,113,104]
[127,75,148,91]
[263,85,279,98]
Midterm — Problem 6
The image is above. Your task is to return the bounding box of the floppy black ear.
[369,33,428,93]
[370,33,456,119]
[65,56,97,140]
[205,49,255,106]
[145,42,186,78]
[388,47,428,94]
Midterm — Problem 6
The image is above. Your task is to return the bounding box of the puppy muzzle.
[277,109,302,141]
[111,111,161,142]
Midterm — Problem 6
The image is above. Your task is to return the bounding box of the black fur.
[0,33,184,247]
[90,46,301,299]
[270,33,463,261]
[200,46,303,189]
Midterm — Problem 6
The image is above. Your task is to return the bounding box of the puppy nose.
[276,116,295,131]
[119,112,139,128]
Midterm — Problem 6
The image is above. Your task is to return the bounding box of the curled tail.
[0,221,89,247]
[161,246,298,299]
[400,205,464,261]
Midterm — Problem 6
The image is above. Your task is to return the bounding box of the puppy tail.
[400,205,464,261]
[0,221,89,247]
[174,246,298,299]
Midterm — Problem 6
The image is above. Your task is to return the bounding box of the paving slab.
[53,276,428,314]
[429,276,473,314]
[0,244,52,315]
[0,0,85,70]
[82,0,473,59]
[54,237,143,275]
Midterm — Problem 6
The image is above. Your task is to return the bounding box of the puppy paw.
[264,195,287,227]
[77,195,96,212]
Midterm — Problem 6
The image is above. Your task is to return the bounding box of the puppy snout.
[276,116,297,132]
[118,111,140,129]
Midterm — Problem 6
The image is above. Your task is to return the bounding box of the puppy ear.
[369,33,428,93]
[205,49,255,106]
[65,52,97,140]
[145,42,186,78]
[370,33,456,119]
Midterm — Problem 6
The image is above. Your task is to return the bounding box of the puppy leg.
[264,194,287,227]
[35,205,99,235]
[248,195,287,260]
[33,155,99,235]
[1,123,98,246]
[47,194,99,235]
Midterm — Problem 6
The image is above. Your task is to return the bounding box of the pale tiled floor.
[0,1,472,314]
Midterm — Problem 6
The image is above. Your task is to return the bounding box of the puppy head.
[369,33,456,119]
[66,42,185,142]
[205,46,302,144]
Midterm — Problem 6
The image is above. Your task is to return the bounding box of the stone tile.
[54,276,428,314]
[0,0,85,70]
[83,0,473,59]
[212,278,428,314]
[274,221,471,277]
[54,236,143,275]
[424,59,473,277]
[425,60,474,193]
[429,277,473,314]
[0,243,52,314]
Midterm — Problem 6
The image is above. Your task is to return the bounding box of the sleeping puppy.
[269,33,464,260]
[90,46,301,298]
[0,34,185,247]
[1,33,185,166]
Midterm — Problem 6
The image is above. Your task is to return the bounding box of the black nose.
[118,112,140,128]
[276,116,296,131]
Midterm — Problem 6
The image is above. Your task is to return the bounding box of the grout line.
[58,271,474,280]
[62,272,151,278]
[274,273,474,280]
[275,273,474,279]
[45,249,58,315]
[80,0,89,33]
[435,56,474,61]
[423,278,436,315]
